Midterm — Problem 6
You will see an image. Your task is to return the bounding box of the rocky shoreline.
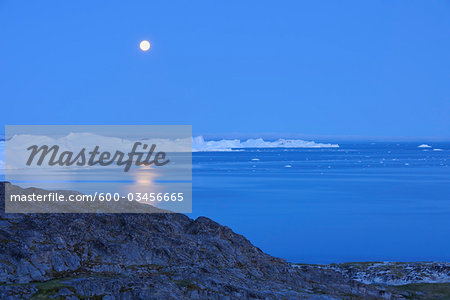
[300,261,450,286]
[0,182,448,299]
[294,262,450,299]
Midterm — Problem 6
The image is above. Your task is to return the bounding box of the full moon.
[139,40,151,51]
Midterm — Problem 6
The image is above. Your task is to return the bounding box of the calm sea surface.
[190,142,450,263]
[2,141,449,263]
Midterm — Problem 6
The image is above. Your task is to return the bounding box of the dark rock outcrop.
[0,182,398,299]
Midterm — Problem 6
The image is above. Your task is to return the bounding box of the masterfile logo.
[4,125,192,214]
[25,142,170,172]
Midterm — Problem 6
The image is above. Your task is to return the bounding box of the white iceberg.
[192,136,339,152]
[418,144,432,148]
[3,133,192,170]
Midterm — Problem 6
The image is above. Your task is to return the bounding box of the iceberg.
[2,134,340,164]
[418,144,432,148]
[192,136,339,152]
[2,133,192,170]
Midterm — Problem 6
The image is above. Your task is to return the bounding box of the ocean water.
[190,142,450,263]
[1,140,449,263]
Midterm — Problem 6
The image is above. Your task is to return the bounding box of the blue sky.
[1,1,449,139]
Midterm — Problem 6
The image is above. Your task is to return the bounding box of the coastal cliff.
[0,182,440,299]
